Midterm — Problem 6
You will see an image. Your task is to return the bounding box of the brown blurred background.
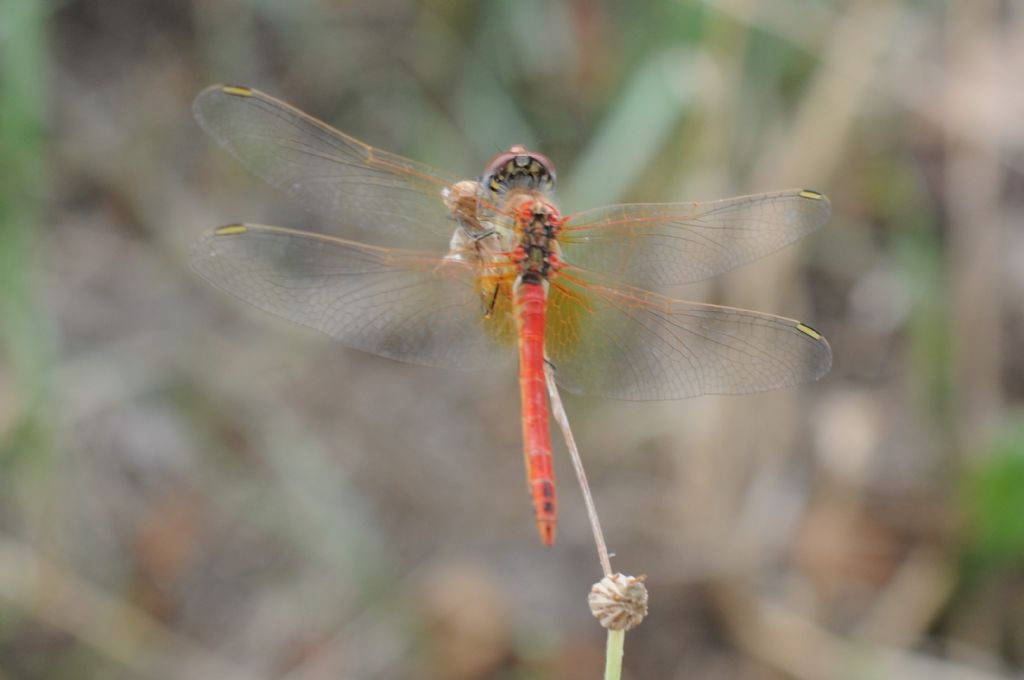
[2,0,1023,678]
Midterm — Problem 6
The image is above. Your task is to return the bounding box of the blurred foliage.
[0,0,56,529]
[965,420,1024,569]
[0,0,1022,678]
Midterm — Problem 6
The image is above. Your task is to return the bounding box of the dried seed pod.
[588,573,648,631]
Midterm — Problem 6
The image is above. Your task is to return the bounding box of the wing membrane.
[193,85,459,243]
[191,224,510,369]
[546,268,832,400]
[559,189,830,287]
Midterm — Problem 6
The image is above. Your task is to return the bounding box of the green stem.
[604,629,625,680]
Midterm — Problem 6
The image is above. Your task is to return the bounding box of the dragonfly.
[191,84,832,545]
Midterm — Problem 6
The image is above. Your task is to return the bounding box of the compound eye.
[482,147,557,195]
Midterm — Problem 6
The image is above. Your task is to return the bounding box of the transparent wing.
[190,224,511,370]
[546,269,832,400]
[559,190,830,287]
[193,85,460,243]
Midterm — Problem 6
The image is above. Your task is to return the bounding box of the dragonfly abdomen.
[515,279,556,545]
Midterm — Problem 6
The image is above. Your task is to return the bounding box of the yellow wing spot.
[478,275,517,347]
[796,322,823,341]
[221,85,253,97]
[799,189,824,200]
[214,224,249,236]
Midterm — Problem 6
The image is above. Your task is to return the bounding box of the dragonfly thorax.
[512,197,562,284]
[483,145,556,197]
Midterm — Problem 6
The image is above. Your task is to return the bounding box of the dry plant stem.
[544,360,612,577]
[545,362,625,680]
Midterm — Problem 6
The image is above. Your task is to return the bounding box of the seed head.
[588,573,648,631]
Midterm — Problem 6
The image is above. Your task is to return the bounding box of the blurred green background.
[2,0,1023,678]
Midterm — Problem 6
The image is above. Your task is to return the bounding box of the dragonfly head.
[482,146,556,197]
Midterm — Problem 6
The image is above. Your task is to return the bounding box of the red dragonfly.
[192,84,832,545]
